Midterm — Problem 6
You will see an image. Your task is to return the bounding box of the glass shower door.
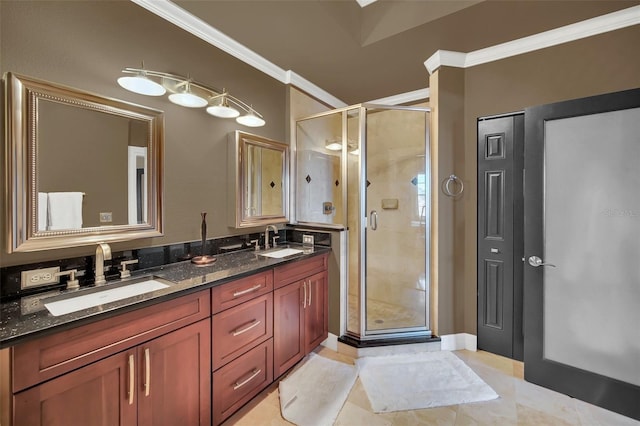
[362,107,430,336]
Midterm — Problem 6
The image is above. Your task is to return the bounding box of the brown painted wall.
[0,1,286,266]
[429,68,466,336]
[449,26,640,335]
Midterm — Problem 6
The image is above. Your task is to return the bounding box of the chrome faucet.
[95,243,112,285]
[264,225,279,250]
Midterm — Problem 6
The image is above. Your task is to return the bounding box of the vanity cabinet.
[273,255,328,378]
[10,290,211,426]
[5,252,329,426]
[211,254,328,424]
[211,271,274,425]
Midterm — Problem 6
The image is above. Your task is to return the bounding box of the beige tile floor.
[223,347,639,426]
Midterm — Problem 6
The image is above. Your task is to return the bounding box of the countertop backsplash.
[0,227,332,302]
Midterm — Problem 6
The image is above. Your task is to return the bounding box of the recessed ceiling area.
[172,1,638,104]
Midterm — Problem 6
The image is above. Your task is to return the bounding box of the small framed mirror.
[4,72,164,252]
[228,131,289,228]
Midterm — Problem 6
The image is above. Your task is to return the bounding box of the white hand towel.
[38,192,49,231]
[48,192,83,230]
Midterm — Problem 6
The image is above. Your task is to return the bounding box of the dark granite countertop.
[0,244,330,349]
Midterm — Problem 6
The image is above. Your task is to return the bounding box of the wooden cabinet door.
[137,319,211,426]
[13,351,137,426]
[304,271,328,353]
[273,282,305,378]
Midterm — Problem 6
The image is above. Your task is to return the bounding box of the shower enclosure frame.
[294,103,432,341]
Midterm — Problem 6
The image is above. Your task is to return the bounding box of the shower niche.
[295,104,432,341]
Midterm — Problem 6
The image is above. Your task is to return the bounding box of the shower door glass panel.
[296,113,344,225]
[543,107,640,386]
[346,108,362,335]
[364,108,429,333]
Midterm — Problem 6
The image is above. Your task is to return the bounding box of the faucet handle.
[120,259,139,279]
[272,235,280,248]
[55,269,79,290]
[249,239,260,251]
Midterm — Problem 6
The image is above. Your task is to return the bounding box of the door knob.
[528,256,556,268]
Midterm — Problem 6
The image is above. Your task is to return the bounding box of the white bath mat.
[356,351,498,413]
[279,352,358,426]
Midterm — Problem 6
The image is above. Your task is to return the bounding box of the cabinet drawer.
[274,253,328,289]
[213,293,273,369]
[12,290,210,392]
[213,339,273,425]
[212,271,273,313]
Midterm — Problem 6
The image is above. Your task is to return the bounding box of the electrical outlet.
[100,212,113,223]
[21,267,60,289]
[303,234,314,246]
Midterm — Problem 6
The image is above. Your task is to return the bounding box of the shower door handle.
[370,210,378,230]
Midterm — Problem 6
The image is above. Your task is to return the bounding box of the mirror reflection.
[5,72,164,252]
[244,143,284,218]
[37,100,148,231]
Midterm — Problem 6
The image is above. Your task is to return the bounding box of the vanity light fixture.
[168,81,208,108]
[118,66,265,126]
[117,70,166,96]
[206,93,240,118]
[236,107,266,128]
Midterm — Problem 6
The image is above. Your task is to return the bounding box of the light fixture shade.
[207,104,240,118]
[236,111,265,127]
[207,95,240,118]
[168,92,208,108]
[117,75,166,96]
[324,138,342,151]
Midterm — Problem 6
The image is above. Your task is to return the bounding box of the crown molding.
[424,50,466,75]
[130,0,347,108]
[285,71,348,108]
[367,88,430,105]
[424,5,640,74]
[356,0,379,7]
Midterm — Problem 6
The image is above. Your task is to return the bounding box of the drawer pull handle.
[233,284,262,298]
[128,354,135,405]
[233,369,262,390]
[308,281,312,307]
[231,319,262,336]
[144,347,151,397]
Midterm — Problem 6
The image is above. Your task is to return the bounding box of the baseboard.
[321,333,340,352]
[440,333,477,351]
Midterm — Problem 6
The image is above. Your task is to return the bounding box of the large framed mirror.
[228,131,289,228]
[4,72,164,252]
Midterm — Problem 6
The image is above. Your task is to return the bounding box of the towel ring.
[442,174,464,197]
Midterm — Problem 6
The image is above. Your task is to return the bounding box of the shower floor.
[347,295,426,332]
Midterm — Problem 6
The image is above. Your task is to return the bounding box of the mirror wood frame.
[228,130,289,228]
[4,72,164,253]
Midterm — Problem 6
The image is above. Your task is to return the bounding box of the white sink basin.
[258,248,305,259]
[44,279,170,316]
